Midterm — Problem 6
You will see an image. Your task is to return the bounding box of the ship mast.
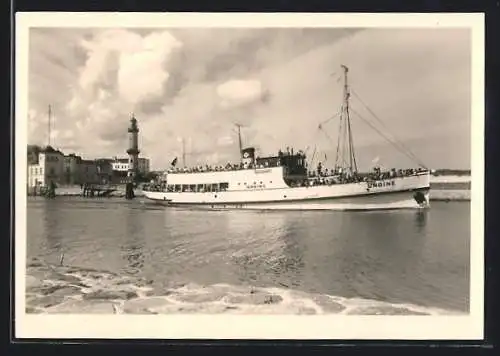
[182,137,186,167]
[335,65,358,174]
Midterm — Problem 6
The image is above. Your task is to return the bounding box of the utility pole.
[47,104,52,146]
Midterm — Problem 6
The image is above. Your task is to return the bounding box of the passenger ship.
[143,65,431,211]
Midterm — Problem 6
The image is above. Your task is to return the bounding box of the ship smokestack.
[241,147,255,169]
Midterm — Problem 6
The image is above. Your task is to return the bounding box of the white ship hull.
[143,173,430,211]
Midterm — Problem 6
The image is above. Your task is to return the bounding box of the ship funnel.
[241,147,255,168]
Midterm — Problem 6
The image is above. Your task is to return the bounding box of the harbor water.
[25,197,470,315]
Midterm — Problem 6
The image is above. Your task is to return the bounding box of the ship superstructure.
[143,65,430,211]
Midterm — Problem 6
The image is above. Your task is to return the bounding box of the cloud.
[217,79,264,109]
[27,27,471,170]
[216,135,235,147]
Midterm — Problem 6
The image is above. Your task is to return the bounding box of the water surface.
[26,197,470,313]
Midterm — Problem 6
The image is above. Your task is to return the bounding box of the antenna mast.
[235,123,243,153]
[47,104,52,146]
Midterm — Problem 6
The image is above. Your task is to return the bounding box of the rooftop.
[39,145,64,154]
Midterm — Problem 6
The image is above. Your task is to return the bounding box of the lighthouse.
[126,113,140,180]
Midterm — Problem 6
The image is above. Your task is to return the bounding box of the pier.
[81,183,117,197]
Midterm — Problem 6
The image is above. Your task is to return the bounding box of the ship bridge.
[256,150,308,187]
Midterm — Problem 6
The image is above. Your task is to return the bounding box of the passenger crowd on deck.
[303,163,427,187]
[166,147,303,174]
[152,146,427,192]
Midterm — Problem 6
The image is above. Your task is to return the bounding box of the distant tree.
[432,169,471,176]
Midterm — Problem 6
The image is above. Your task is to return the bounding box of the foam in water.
[25,258,463,316]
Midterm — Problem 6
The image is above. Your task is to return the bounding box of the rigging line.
[318,108,343,128]
[329,75,423,168]
[346,110,358,172]
[350,108,427,168]
[350,108,426,168]
[335,116,343,169]
[350,107,426,168]
[309,145,317,169]
[318,124,339,154]
[350,88,426,167]
[350,91,427,168]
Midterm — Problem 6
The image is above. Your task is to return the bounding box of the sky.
[27,27,471,171]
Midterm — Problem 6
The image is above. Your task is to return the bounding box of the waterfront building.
[62,154,83,185]
[27,145,64,188]
[111,157,150,174]
[27,113,150,187]
[79,159,99,184]
[95,158,114,185]
[62,154,108,185]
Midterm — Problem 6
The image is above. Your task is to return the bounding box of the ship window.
[220,182,229,191]
[174,184,181,192]
[189,184,196,192]
[197,184,204,192]
[212,183,219,192]
[205,184,212,192]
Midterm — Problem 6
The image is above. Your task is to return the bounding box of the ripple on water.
[25,259,463,316]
